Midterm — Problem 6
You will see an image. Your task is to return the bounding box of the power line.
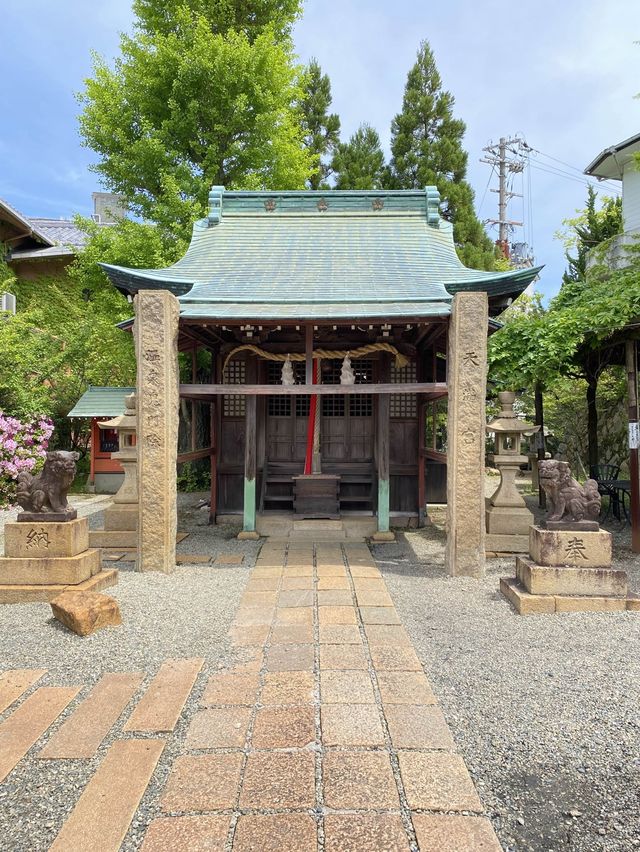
[529,146,621,192]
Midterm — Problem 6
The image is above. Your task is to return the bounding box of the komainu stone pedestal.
[0,517,117,604]
[501,525,639,614]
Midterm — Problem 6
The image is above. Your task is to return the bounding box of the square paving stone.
[352,578,387,591]
[376,671,436,705]
[319,625,362,644]
[252,705,315,749]
[319,644,369,670]
[278,590,314,608]
[141,815,230,851]
[239,752,315,809]
[317,565,347,577]
[185,707,251,749]
[318,606,357,626]
[321,670,375,703]
[283,566,314,577]
[234,608,274,626]
[281,577,314,590]
[201,673,260,707]
[230,648,263,673]
[161,754,242,811]
[398,752,483,812]
[240,591,278,607]
[252,567,283,578]
[262,672,314,704]
[324,814,410,852]
[384,705,455,750]
[233,814,317,852]
[411,814,501,852]
[275,607,314,624]
[317,590,353,606]
[323,750,399,809]
[321,704,384,746]
[349,566,382,578]
[271,623,314,644]
[266,644,315,672]
[318,577,350,590]
[359,606,401,625]
[365,625,412,646]
[244,579,280,591]
[229,625,270,647]
[370,646,423,671]
[356,590,394,607]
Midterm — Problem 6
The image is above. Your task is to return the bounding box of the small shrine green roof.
[101,188,541,321]
[67,386,135,418]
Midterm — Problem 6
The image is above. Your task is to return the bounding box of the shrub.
[0,412,54,508]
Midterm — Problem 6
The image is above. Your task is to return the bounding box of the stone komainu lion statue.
[538,459,601,523]
[15,450,79,515]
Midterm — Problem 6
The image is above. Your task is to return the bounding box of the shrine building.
[101,187,540,576]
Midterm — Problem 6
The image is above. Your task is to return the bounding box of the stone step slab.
[0,568,118,604]
[49,739,165,852]
[0,686,80,783]
[39,672,144,758]
[124,658,204,732]
[0,548,100,586]
[0,668,47,714]
[516,555,628,597]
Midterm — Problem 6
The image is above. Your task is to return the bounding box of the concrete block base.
[0,569,118,604]
[485,505,533,536]
[485,533,529,554]
[104,505,138,532]
[516,555,628,597]
[0,549,101,586]
[5,518,89,559]
[371,531,396,542]
[237,531,260,540]
[500,577,638,615]
[90,530,138,549]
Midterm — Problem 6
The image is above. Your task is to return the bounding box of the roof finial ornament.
[425,186,440,228]
[208,185,224,226]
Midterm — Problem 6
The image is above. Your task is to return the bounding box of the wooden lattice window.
[390,362,417,418]
[223,360,246,417]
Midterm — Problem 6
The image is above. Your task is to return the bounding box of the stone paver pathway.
[146,540,501,851]
[0,541,502,850]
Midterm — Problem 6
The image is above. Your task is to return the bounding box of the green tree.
[387,41,495,269]
[332,124,386,190]
[300,58,341,190]
[78,2,312,236]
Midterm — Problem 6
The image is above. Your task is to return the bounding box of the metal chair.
[589,464,621,523]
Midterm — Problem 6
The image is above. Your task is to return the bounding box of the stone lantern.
[485,391,540,553]
[89,393,139,548]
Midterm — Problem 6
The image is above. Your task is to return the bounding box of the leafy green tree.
[332,124,386,190]
[78,2,312,236]
[387,41,495,269]
[300,58,341,190]
[133,0,302,41]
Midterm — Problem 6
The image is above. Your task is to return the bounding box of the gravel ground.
[0,493,259,851]
[375,483,640,852]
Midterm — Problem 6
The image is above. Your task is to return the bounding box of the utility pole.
[480,136,528,261]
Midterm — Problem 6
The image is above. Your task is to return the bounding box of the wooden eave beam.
[180,382,447,398]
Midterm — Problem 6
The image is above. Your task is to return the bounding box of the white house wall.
[623,160,640,233]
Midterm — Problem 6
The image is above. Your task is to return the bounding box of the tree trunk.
[586,374,599,475]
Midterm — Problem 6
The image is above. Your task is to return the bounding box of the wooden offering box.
[293,475,340,519]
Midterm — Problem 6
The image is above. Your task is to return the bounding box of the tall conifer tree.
[300,58,341,190]
[388,41,495,269]
[332,124,385,190]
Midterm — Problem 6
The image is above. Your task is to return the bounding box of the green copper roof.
[67,386,135,418]
[101,188,542,320]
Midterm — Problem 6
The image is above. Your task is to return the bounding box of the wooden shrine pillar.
[134,290,180,573]
[239,355,259,540]
[373,354,393,541]
[445,292,488,577]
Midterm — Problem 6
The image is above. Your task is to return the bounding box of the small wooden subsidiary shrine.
[101,188,539,573]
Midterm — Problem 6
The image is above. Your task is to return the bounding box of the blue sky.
[1,0,639,298]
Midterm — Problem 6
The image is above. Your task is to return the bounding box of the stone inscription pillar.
[445,292,488,578]
[134,290,180,573]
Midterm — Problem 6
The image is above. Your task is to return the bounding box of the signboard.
[629,422,640,450]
